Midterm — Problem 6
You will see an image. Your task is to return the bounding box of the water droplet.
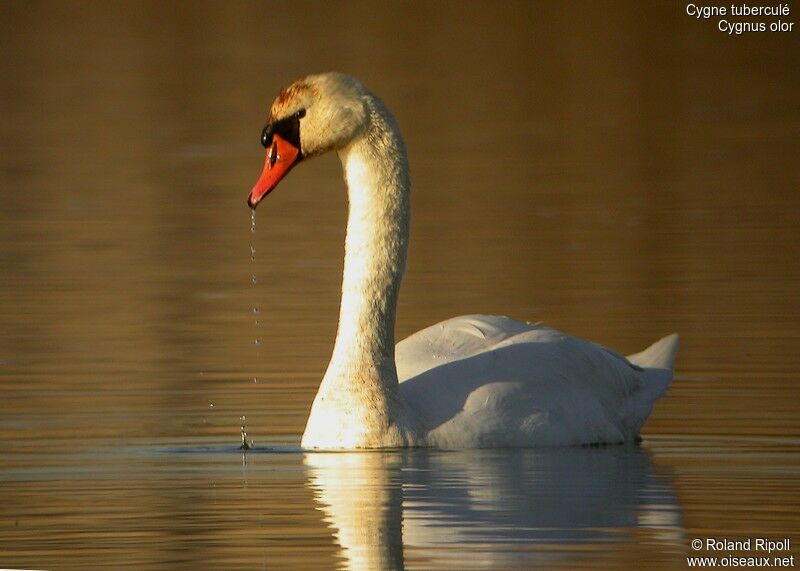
[247,212,264,419]
[239,415,253,450]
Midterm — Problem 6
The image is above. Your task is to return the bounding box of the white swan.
[248,72,679,450]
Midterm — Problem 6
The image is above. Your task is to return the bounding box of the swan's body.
[249,72,679,450]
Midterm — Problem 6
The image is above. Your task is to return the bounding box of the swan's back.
[396,315,678,448]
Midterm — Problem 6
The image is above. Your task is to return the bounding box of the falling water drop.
[239,415,253,450]
[245,210,262,448]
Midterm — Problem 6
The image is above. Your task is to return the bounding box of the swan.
[248,72,679,450]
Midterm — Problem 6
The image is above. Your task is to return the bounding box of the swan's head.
[248,72,370,208]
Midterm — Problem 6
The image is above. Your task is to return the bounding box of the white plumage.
[397,314,678,448]
[251,73,679,449]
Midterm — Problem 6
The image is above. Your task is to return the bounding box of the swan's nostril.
[268,142,278,166]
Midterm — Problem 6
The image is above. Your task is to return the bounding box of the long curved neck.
[302,96,416,448]
[328,97,410,385]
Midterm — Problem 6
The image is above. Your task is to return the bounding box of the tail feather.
[619,334,680,435]
[627,333,680,371]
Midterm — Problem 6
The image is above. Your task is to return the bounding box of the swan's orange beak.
[248,134,301,209]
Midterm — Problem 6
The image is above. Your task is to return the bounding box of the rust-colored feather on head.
[268,80,318,123]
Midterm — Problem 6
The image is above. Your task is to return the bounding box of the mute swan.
[248,72,679,450]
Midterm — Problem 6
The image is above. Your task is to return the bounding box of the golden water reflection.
[306,447,682,570]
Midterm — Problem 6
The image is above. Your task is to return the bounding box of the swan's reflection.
[305,447,683,570]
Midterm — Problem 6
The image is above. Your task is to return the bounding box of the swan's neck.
[302,97,417,448]
[334,103,410,377]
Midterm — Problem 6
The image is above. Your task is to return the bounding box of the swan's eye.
[261,112,302,151]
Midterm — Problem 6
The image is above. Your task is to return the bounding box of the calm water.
[1,2,799,569]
